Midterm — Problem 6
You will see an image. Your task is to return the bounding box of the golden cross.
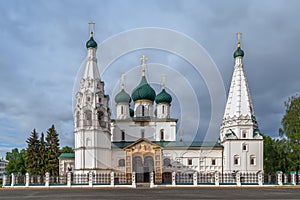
[140,55,148,76]
[89,21,95,37]
[121,73,125,89]
[161,74,167,89]
[237,32,241,47]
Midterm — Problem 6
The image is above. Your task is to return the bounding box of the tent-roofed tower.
[220,33,263,173]
[74,22,111,174]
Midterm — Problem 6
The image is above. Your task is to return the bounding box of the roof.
[155,88,172,104]
[131,76,156,102]
[112,140,223,149]
[58,153,75,159]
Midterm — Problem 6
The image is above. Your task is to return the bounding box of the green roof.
[131,76,156,101]
[115,89,131,104]
[253,128,261,137]
[86,36,97,48]
[233,47,244,58]
[155,89,172,104]
[58,153,75,159]
[112,141,222,149]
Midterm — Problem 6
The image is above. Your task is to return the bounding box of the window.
[242,143,248,151]
[121,131,125,141]
[242,130,247,138]
[234,155,240,165]
[212,158,216,166]
[87,96,90,102]
[162,105,165,114]
[121,106,124,115]
[188,158,193,165]
[142,105,145,116]
[84,110,92,126]
[118,159,125,167]
[160,129,164,141]
[250,155,256,165]
[97,111,103,121]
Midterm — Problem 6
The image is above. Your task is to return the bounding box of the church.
[58,27,264,184]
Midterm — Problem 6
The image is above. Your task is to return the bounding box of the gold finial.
[161,74,167,89]
[140,55,148,76]
[121,73,125,90]
[89,21,95,37]
[237,32,241,47]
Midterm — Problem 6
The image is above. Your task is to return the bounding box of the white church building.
[59,28,263,184]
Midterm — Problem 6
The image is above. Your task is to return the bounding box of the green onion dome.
[131,76,156,102]
[155,89,172,104]
[86,36,97,49]
[115,89,131,104]
[233,47,244,58]
[129,108,134,117]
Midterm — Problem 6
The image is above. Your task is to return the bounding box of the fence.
[2,171,300,187]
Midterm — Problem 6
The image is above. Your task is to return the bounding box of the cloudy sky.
[0,0,299,158]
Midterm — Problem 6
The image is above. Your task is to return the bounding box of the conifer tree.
[45,124,60,176]
[39,132,46,175]
[25,129,40,174]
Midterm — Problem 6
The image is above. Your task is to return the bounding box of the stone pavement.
[0,187,300,200]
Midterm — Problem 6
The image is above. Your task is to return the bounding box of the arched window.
[121,106,124,115]
[242,130,247,138]
[160,129,164,141]
[242,143,248,151]
[250,155,256,165]
[118,159,125,167]
[234,155,240,165]
[97,111,103,121]
[142,105,145,116]
[84,110,92,126]
[162,105,165,114]
[121,131,125,141]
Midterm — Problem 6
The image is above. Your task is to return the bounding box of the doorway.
[133,155,154,183]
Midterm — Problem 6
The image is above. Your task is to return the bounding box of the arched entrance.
[132,155,154,183]
[162,172,172,184]
[124,138,163,183]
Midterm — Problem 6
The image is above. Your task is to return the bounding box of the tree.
[60,146,74,153]
[39,132,46,175]
[45,124,60,176]
[279,95,300,172]
[25,129,41,174]
[263,135,277,174]
[5,148,26,174]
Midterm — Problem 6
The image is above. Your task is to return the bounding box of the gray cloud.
[0,0,299,157]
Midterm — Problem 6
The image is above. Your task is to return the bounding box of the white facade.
[68,29,264,180]
[74,31,111,174]
[0,158,8,180]
[219,38,263,173]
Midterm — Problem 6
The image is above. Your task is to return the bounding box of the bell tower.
[74,22,111,174]
[220,33,263,173]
